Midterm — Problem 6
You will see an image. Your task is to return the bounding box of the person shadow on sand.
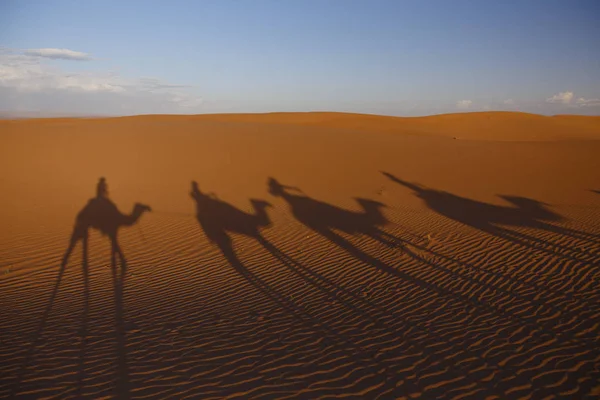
[381,171,599,259]
[190,180,305,310]
[61,177,152,269]
[190,181,272,251]
[267,177,397,248]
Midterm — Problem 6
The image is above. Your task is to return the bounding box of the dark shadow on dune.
[264,177,524,396]
[191,180,515,396]
[75,252,90,398]
[592,189,600,195]
[189,181,408,394]
[266,176,600,398]
[9,246,88,398]
[12,179,148,398]
[382,172,599,254]
[266,178,400,246]
[60,179,144,399]
[61,194,152,269]
[380,172,600,306]
[111,260,130,399]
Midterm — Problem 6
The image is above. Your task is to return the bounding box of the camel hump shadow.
[267,177,388,235]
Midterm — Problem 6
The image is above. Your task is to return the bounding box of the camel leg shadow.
[61,227,89,269]
[111,260,130,399]
[76,236,90,398]
[11,230,89,397]
[110,233,127,269]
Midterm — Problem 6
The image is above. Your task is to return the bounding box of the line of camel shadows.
[14,174,600,398]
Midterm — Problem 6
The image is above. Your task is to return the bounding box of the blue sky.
[1,0,599,116]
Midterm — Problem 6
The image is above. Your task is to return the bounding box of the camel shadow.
[267,177,397,247]
[191,181,271,250]
[14,181,148,398]
[57,183,144,399]
[14,224,133,399]
[189,181,330,316]
[61,196,152,269]
[381,172,599,258]
[190,180,292,313]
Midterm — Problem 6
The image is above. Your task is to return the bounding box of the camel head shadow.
[62,179,152,269]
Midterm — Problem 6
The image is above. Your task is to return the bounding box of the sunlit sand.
[1,112,599,398]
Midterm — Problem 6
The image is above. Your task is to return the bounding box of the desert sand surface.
[1,111,600,399]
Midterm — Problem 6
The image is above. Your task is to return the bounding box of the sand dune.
[1,112,599,398]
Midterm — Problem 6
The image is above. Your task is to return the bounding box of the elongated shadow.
[264,178,540,395]
[382,172,599,252]
[11,239,89,397]
[111,259,130,399]
[380,172,600,327]
[14,179,146,398]
[190,181,405,393]
[266,176,600,396]
[76,252,90,398]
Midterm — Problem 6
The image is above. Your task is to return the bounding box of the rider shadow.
[381,172,599,260]
[14,180,148,399]
[188,181,337,318]
[266,178,397,247]
[190,181,288,301]
[190,181,272,269]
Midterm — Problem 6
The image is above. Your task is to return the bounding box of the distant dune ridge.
[1,112,599,398]
[3,111,600,141]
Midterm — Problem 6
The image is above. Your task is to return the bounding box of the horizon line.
[2,110,600,122]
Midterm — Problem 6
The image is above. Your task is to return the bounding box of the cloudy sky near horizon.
[1,0,599,117]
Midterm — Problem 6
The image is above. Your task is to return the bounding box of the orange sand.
[1,112,599,398]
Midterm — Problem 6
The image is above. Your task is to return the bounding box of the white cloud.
[25,48,92,61]
[456,100,472,109]
[0,51,123,93]
[575,97,600,107]
[503,99,514,105]
[0,48,203,115]
[546,91,574,104]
